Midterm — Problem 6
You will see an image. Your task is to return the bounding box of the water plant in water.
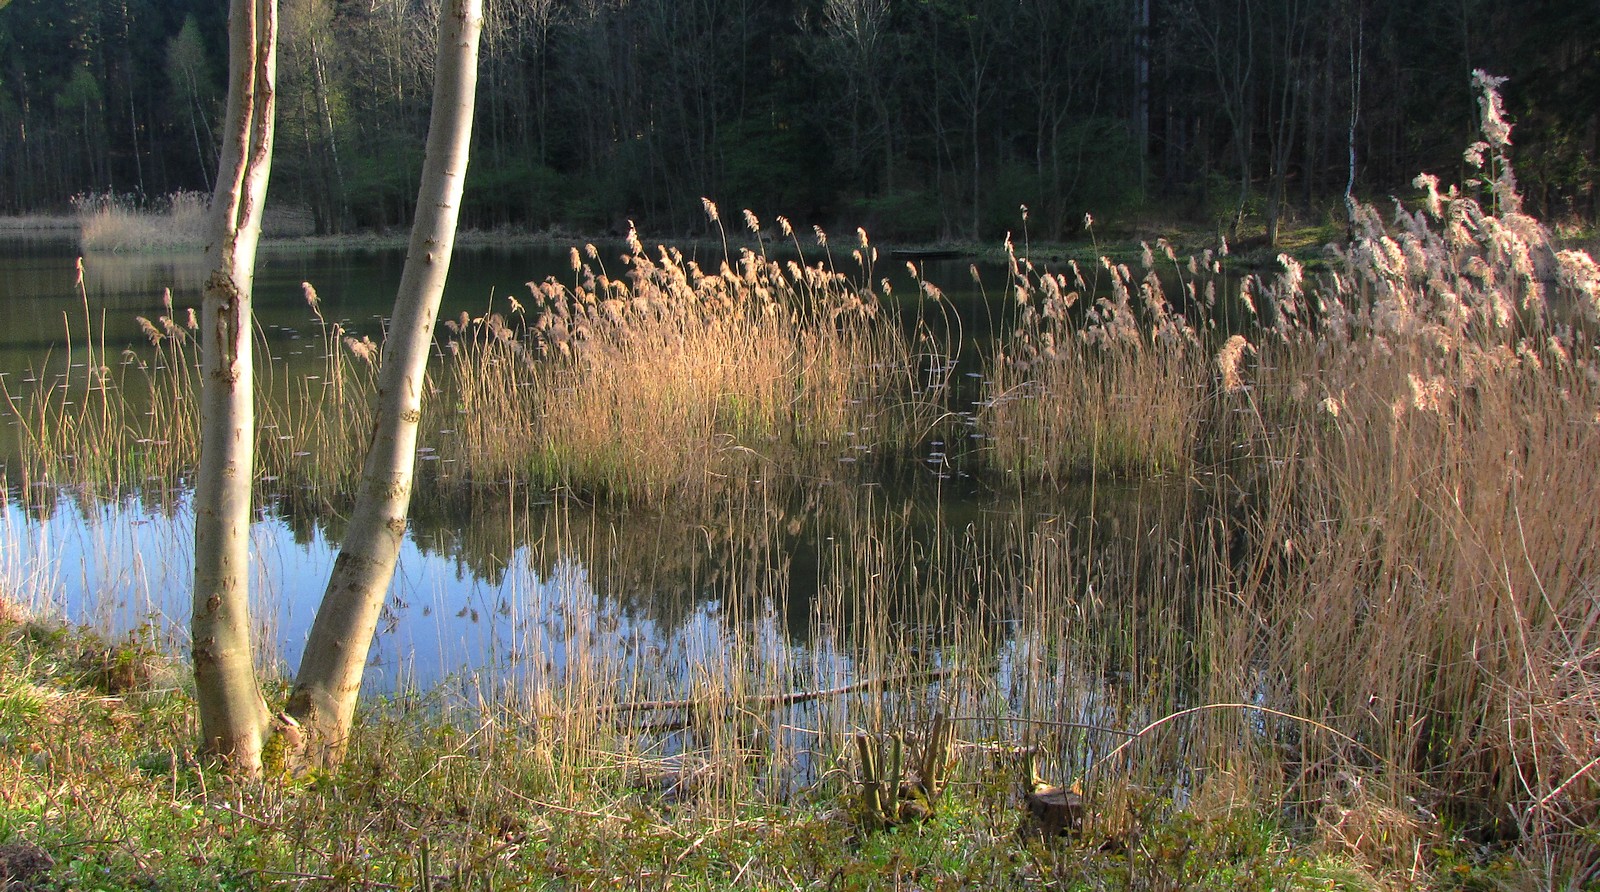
[434,216,954,502]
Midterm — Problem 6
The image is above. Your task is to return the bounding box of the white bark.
[192,0,276,773]
[285,0,482,767]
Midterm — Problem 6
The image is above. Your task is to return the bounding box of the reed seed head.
[1216,334,1254,393]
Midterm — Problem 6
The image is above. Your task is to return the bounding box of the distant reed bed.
[75,190,210,253]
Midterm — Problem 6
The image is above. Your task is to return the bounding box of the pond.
[1,234,1199,750]
[0,234,1009,389]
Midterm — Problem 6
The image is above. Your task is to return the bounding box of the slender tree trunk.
[1345,6,1363,216]
[127,92,144,195]
[308,29,348,232]
[192,0,276,775]
[285,0,483,770]
[1134,0,1151,196]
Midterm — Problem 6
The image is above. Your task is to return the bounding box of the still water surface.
[1,236,1162,709]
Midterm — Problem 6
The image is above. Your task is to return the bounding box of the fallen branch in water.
[591,667,957,721]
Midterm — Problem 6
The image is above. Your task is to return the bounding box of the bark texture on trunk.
[192,0,277,774]
[285,0,483,769]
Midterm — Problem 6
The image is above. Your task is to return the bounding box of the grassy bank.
[1,612,1497,891]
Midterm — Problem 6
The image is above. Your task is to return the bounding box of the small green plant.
[72,624,165,695]
[853,713,955,829]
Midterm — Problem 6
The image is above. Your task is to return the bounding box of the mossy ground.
[0,617,1528,891]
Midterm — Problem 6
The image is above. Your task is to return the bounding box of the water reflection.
[3,473,1205,718]
[2,236,1219,780]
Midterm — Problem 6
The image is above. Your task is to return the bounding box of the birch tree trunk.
[192,0,276,774]
[284,0,483,769]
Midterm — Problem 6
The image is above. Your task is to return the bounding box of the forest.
[2,0,1597,242]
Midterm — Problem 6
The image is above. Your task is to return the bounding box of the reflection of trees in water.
[255,472,1207,670]
[9,478,191,529]
[410,474,1207,730]
[15,469,1219,772]
[33,430,1212,744]
[265,484,348,552]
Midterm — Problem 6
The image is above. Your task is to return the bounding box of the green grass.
[0,616,1438,891]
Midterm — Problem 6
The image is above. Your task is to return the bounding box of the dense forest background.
[1,0,1596,242]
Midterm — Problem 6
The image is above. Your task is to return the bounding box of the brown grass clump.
[435,220,948,501]
[76,191,209,253]
[1313,772,1437,883]
[981,237,1214,481]
[0,594,23,628]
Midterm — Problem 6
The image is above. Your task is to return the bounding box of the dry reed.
[1202,71,1600,875]
[0,271,200,496]
[75,191,210,253]
[980,237,1213,482]
[434,222,949,502]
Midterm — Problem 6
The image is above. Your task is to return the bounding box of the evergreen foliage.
[2,0,1595,237]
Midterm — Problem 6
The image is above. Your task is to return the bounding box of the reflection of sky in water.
[0,487,557,694]
[2,480,1181,788]
[0,486,815,705]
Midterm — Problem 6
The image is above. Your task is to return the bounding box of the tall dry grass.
[435,217,950,502]
[0,268,200,495]
[1203,70,1600,876]
[8,214,950,507]
[964,70,1599,876]
[75,190,209,253]
[980,236,1216,482]
[253,282,383,501]
[0,275,388,509]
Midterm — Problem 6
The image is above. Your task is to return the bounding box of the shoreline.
[0,216,1219,269]
[8,213,1595,275]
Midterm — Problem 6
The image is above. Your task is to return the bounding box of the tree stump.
[1022,782,1085,837]
[1018,752,1085,839]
